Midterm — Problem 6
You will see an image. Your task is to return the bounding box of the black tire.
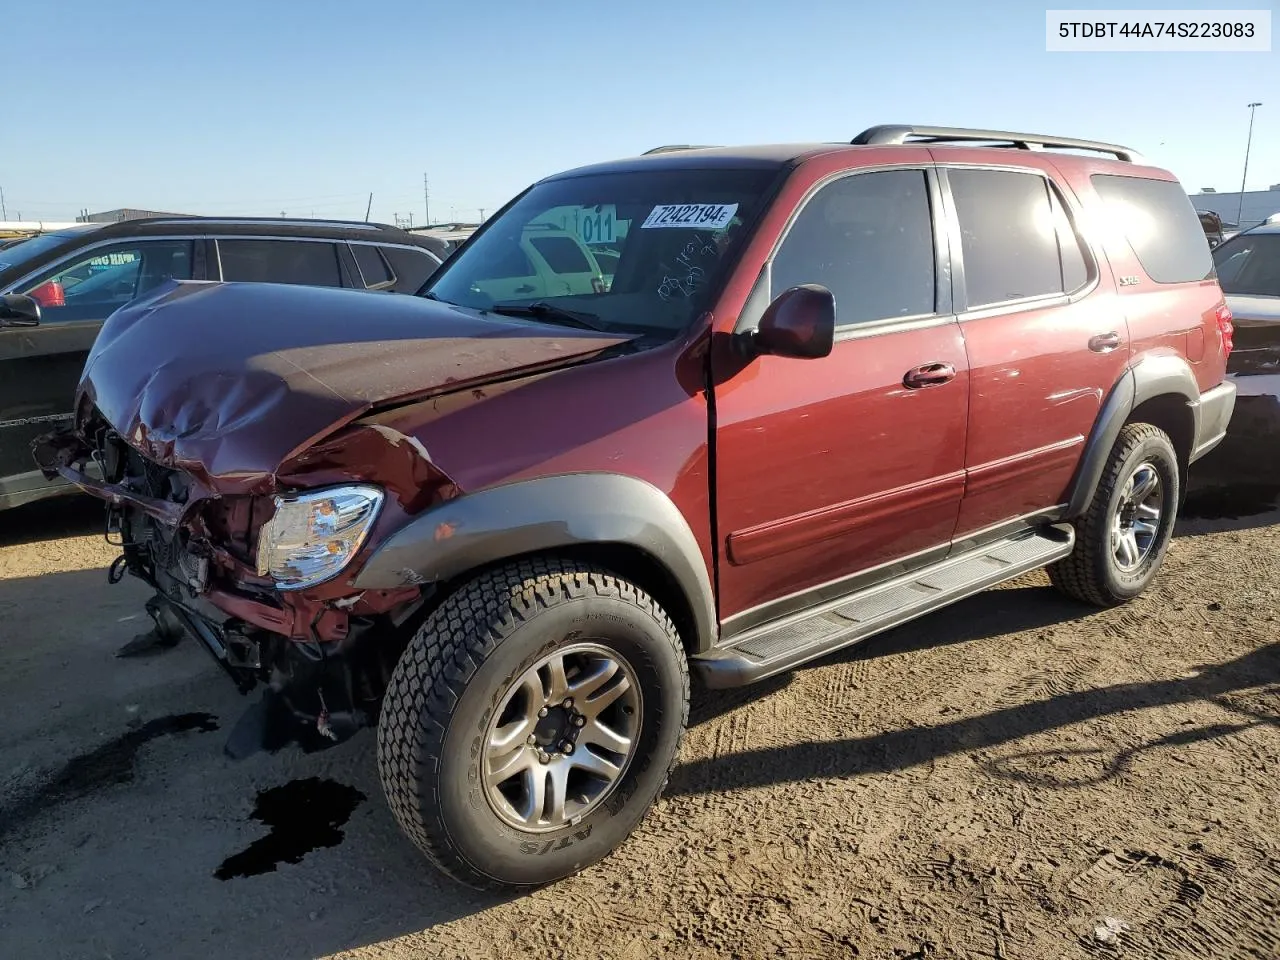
[376,556,689,890]
[1049,422,1181,607]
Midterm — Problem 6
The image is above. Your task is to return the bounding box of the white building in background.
[1188,186,1280,231]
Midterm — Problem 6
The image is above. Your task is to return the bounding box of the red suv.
[29,124,1236,890]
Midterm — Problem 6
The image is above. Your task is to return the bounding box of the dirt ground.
[1,401,1278,960]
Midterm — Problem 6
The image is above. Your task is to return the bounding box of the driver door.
[0,239,198,502]
[713,165,970,627]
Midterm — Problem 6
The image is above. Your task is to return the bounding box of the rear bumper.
[1190,380,1237,463]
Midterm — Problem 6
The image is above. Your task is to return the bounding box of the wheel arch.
[1066,355,1200,517]
[352,473,718,654]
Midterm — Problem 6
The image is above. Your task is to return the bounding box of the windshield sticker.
[642,203,738,230]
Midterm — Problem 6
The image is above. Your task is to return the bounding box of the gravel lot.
[1,401,1277,960]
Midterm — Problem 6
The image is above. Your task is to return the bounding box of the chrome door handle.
[903,362,956,389]
[1089,332,1122,353]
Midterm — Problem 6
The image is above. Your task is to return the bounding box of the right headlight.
[255,484,385,591]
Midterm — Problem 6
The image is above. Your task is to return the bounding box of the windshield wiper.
[489,301,612,333]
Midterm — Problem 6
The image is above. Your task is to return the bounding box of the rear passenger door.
[939,164,1131,540]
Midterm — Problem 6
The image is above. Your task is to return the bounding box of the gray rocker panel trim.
[1065,354,1202,518]
[352,472,718,652]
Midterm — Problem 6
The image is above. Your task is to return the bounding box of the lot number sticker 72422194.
[641,203,738,230]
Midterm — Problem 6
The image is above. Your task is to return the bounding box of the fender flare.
[352,473,718,652]
[1065,354,1201,518]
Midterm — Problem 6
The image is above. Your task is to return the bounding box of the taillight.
[1215,302,1234,356]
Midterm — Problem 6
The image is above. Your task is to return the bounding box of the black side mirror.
[0,294,41,328]
[750,284,835,359]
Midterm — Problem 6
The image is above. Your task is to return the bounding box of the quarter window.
[350,244,395,289]
[1091,174,1215,284]
[770,169,936,326]
[218,239,343,287]
[381,246,439,293]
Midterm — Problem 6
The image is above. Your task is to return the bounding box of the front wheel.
[1049,422,1181,607]
[376,557,689,890]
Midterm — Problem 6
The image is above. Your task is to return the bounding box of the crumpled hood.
[79,280,632,485]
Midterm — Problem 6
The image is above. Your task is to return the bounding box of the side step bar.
[692,525,1075,688]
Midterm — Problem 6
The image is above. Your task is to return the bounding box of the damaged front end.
[33,417,430,759]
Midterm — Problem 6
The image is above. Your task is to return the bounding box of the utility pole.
[479,208,485,222]
[0,185,6,220]
[423,173,430,227]
[1238,101,1262,227]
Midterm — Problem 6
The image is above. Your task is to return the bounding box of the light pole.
[1237,101,1262,227]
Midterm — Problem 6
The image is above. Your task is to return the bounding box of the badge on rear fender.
[1119,275,1141,286]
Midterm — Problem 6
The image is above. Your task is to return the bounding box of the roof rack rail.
[852,125,1145,164]
[641,144,718,155]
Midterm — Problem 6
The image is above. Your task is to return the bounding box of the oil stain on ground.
[215,777,366,880]
[0,713,219,841]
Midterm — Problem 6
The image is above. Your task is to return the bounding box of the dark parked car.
[32,125,1235,890]
[1212,216,1280,396]
[0,217,446,510]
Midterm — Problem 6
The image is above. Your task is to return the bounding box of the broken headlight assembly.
[256,484,385,590]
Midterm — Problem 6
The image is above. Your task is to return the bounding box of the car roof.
[546,125,1153,182]
[0,217,445,288]
[62,216,432,243]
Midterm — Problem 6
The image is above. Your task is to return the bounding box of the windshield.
[424,167,779,336]
[0,232,77,276]
[1213,232,1280,297]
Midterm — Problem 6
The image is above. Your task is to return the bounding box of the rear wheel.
[376,556,689,890]
[1049,422,1180,607]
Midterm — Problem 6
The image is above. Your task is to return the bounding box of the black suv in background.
[0,217,448,510]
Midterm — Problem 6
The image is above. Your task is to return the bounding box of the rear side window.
[529,234,592,274]
[381,246,440,293]
[217,239,343,287]
[350,244,394,288]
[949,169,1065,308]
[1091,174,1214,284]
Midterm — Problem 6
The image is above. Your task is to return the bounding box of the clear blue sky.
[3,0,1275,224]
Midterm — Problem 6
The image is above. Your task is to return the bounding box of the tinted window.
[1091,174,1214,284]
[20,240,193,323]
[218,239,342,287]
[770,169,935,325]
[1212,233,1280,297]
[382,246,439,293]
[529,234,592,274]
[351,244,394,288]
[0,232,81,275]
[950,169,1062,307]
